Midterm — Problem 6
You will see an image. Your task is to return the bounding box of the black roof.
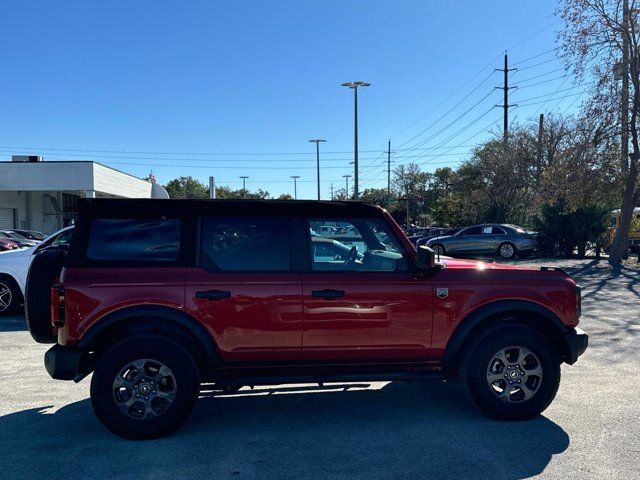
[78,198,385,219]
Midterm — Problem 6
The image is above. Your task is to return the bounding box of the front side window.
[87,219,180,262]
[308,218,406,271]
[201,217,290,271]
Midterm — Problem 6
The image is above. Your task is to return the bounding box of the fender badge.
[437,288,448,299]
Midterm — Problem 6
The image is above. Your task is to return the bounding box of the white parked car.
[0,226,74,315]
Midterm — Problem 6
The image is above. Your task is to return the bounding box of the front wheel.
[0,276,22,316]
[460,324,560,420]
[90,336,200,439]
[432,244,446,255]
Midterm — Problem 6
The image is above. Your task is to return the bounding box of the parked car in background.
[0,226,74,315]
[0,230,40,248]
[426,224,538,259]
[415,227,462,247]
[0,235,20,252]
[407,227,438,245]
[9,229,46,241]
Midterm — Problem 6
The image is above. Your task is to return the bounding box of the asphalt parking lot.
[0,258,638,480]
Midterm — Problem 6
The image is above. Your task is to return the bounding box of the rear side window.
[87,219,181,262]
[201,217,290,271]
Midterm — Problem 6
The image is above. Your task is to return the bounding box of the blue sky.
[0,1,583,199]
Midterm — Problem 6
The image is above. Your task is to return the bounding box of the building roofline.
[0,160,152,185]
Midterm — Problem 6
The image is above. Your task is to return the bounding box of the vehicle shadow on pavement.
[0,380,569,480]
[0,316,27,332]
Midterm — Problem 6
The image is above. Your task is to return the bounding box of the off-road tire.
[460,323,560,420]
[25,249,66,343]
[0,275,22,316]
[90,336,200,440]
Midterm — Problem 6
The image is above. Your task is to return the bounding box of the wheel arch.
[78,305,221,378]
[443,300,569,370]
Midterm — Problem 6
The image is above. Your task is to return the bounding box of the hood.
[426,235,454,243]
[0,246,33,257]
[441,256,533,271]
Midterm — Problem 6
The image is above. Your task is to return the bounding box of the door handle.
[196,289,232,300]
[311,289,345,299]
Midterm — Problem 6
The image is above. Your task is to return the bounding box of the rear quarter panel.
[58,267,186,346]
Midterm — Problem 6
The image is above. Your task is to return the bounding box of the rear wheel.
[497,242,516,259]
[0,276,22,315]
[460,324,560,420]
[90,336,200,439]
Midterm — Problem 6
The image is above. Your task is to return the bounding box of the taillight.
[575,285,582,318]
[50,284,65,327]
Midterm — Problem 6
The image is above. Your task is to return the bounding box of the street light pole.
[308,139,326,201]
[342,174,352,199]
[290,175,300,199]
[239,176,249,198]
[341,81,370,200]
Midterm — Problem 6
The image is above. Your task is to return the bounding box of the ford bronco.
[26,199,587,439]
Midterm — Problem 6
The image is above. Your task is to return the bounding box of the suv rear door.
[300,217,432,362]
[184,216,302,363]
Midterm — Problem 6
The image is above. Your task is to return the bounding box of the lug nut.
[145,396,149,400]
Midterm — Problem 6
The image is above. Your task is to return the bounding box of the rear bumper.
[563,327,588,365]
[44,344,85,381]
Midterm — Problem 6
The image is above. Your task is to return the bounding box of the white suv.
[0,226,74,315]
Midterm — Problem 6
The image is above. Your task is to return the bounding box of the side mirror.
[416,245,436,270]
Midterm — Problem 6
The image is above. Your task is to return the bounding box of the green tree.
[164,176,209,199]
[558,0,640,262]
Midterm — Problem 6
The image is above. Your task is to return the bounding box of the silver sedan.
[425,224,538,259]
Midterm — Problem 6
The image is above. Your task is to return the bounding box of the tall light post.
[342,174,352,199]
[341,81,371,200]
[239,176,249,198]
[290,175,300,199]
[308,139,326,200]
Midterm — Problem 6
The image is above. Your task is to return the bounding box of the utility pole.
[387,140,392,201]
[536,113,544,183]
[343,174,351,199]
[495,53,517,139]
[239,176,249,198]
[308,139,326,200]
[290,175,300,199]
[341,81,371,199]
[209,176,216,199]
[331,183,334,201]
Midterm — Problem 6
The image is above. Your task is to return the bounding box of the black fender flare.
[78,305,221,365]
[442,299,568,366]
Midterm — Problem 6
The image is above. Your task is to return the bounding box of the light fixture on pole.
[341,81,371,200]
[290,175,300,199]
[239,176,249,198]
[308,139,326,201]
[342,174,352,199]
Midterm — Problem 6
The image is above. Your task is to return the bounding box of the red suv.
[26,199,587,439]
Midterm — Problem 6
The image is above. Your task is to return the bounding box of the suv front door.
[184,216,302,363]
[300,217,433,362]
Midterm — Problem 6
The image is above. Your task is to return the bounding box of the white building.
[0,156,169,233]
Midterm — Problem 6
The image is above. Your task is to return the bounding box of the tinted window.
[87,219,180,261]
[491,227,507,235]
[461,226,482,236]
[201,217,290,271]
[308,218,405,271]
